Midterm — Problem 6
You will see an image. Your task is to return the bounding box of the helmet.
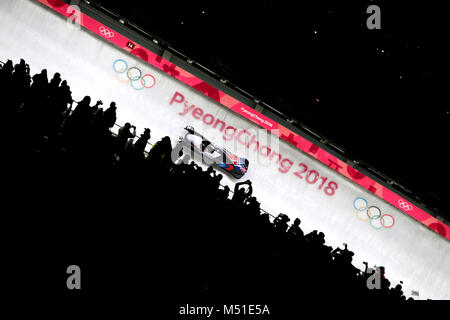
[185,126,195,133]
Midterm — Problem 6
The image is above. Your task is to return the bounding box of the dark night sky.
[92,0,449,218]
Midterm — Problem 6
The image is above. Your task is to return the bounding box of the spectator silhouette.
[31,68,48,92]
[287,218,304,240]
[134,128,151,156]
[217,185,230,203]
[273,213,290,234]
[49,72,61,92]
[116,123,136,156]
[103,102,117,130]
[148,136,172,166]
[232,179,252,204]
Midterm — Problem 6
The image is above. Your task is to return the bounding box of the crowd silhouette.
[1,59,415,305]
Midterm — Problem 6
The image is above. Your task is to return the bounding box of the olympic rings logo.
[113,59,156,91]
[398,199,413,211]
[353,197,395,229]
[100,26,115,38]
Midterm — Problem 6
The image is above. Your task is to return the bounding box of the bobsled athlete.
[177,126,249,179]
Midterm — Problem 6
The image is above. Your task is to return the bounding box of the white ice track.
[1,0,449,299]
